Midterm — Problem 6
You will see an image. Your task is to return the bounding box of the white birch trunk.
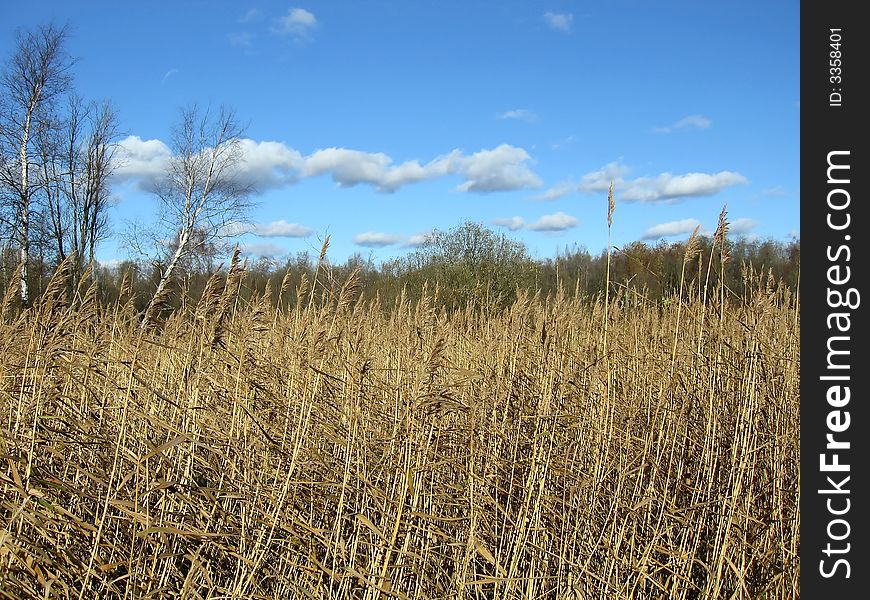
[18,110,32,306]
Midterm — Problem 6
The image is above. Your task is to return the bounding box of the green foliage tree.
[402,221,537,309]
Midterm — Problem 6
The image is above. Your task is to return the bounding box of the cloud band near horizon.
[114,136,543,195]
[535,161,748,203]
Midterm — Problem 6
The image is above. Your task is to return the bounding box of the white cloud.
[544,11,573,32]
[454,144,542,193]
[674,115,711,129]
[532,179,575,201]
[528,212,578,232]
[577,161,747,203]
[273,8,317,39]
[233,139,304,189]
[730,218,758,235]
[253,220,312,237]
[498,109,539,123]
[301,144,542,193]
[113,137,541,195]
[301,147,455,192]
[222,220,312,238]
[113,136,172,183]
[577,161,632,193]
[492,216,525,231]
[654,114,712,134]
[219,222,252,237]
[619,172,748,202]
[642,218,702,240]
[788,229,799,240]
[402,232,434,248]
[240,242,288,257]
[353,232,403,248]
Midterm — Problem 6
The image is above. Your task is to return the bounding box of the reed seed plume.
[713,204,730,248]
[607,180,615,228]
[118,267,133,303]
[279,266,293,300]
[684,224,702,264]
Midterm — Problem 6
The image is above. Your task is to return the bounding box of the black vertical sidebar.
[801,1,867,596]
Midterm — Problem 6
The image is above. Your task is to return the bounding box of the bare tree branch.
[142,104,253,324]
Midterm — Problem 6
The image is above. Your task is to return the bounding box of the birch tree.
[142,104,251,322]
[0,23,73,305]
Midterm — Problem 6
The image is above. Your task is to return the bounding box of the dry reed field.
[0,248,799,599]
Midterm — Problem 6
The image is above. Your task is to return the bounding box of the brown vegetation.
[0,247,799,598]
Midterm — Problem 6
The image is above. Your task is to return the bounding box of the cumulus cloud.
[352,231,433,248]
[454,144,542,193]
[528,212,578,232]
[492,216,525,231]
[544,11,573,32]
[240,242,288,257]
[353,232,404,248]
[233,139,304,189]
[273,7,317,39]
[301,147,455,191]
[619,172,748,202]
[576,161,747,203]
[674,115,711,129]
[219,222,252,237]
[253,220,313,237]
[642,218,702,240]
[222,220,312,238]
[577,161,633,194]
[113,136,172,183]
[299,144,541,193]
[498,109,539,123]
[402,232,434,248]
[654,114,712,133]
[113,137,541,195]
[532,179,575,201]
[286,144,541,193]
[729,218,759,235]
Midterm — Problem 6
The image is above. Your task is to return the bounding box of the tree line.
[0,220,794,318]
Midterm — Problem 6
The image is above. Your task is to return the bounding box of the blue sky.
[2,0,799,266]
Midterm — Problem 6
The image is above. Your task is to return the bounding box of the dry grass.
[0,259,799,598]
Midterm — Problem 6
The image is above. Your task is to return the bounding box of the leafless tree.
[0,23,73,305]
[57,96,119,276]
[31,93,119,288]
[141,104,252,322]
